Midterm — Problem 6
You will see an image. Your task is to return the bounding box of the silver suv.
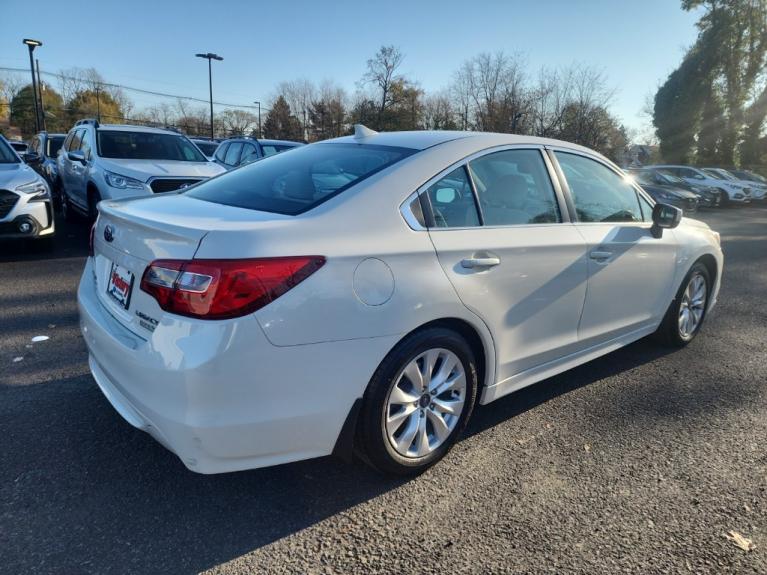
[57,120,226,220]
[0,134,55,246]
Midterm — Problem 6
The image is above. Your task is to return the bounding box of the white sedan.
[78,127,723,475]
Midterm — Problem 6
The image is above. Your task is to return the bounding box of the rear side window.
[426,166,480,228]
[555,152,643,223]
[48,136,65,157]
[187,143,415,215]
[469,149,560,225]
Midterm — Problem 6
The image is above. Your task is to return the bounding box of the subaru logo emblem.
[179,183,190,190]
[104,225,114,242]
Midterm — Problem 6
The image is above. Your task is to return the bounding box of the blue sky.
[1,0,701,132]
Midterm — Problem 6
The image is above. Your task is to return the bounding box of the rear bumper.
[78,259,398,473]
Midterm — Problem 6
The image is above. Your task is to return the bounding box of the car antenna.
[354,124,378,140]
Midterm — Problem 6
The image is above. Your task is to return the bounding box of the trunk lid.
[91,194,291,336]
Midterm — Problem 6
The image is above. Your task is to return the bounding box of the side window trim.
[546,146,651,225]
[414,144,569,230]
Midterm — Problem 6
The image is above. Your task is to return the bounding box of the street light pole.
[254,101,261,138]
[195,52,223,140]
[36,59,46,131]
[22,38,43,133]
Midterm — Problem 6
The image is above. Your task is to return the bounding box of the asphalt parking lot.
[1,207,766,575]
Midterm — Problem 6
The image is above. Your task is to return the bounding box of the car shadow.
[466,336,674,439]
[0,214,89,263]
[2,337,677,574]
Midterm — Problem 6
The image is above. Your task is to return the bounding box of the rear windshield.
[186,143,416,215]
[0,140,20,163]
[97,130,207,162]
[47,136,65,157]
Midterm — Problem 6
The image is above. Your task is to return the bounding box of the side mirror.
[23,152,41,164]
[651,203,682,238]
[67,150,86,164]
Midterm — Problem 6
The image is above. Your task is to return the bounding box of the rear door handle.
[461,256,501,269]
[589,250,612,262]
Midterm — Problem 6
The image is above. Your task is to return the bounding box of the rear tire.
[61,189,78,222]
[87,188,102,222]
[357,327,478,476]
[654,262,711,347]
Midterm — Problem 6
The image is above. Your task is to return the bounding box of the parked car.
[79,127,723,476]
[24,132,67,203]
[213,137,303,170]
[638,167,721,207]
[189,138,220,161]
[0,134,55,246]
[57,119,226,221]
[703,168,766,202]
[9,141,28,155]
[648,164,752,205]
[728,168,767,187]
[626,168,699,213]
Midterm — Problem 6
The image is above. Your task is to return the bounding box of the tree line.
[1,47,629,163]
[653,0,767,169]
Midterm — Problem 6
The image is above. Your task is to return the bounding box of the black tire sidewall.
[358,327,478,476]
[662,262,711,346]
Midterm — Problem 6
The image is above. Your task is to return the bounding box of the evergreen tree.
[263,96,302,140]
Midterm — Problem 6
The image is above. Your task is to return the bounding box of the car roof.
[258,139,303,146]
[325,130,602,156]
[94,124,184,135]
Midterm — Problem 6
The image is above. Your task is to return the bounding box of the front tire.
[655,262,711,347]
[357,327,478,476]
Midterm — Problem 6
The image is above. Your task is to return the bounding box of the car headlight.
[16,179,50,201]
[105,171,145,189]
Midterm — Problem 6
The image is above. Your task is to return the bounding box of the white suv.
[649,165,752,205]
[57,120,226,220]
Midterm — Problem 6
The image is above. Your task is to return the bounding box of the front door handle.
[461,256,501,269]
[589,250,612,262]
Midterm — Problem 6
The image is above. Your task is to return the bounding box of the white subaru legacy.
[78,127,723,475]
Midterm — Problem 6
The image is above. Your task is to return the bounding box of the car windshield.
[657,171,685,185]
[47,136,65,157]
[703,169,727,180]
[0,139,20,163]
[187,142,416,215]
[194,141,218,156]
[97,130,207,162]
[717,169,739,181]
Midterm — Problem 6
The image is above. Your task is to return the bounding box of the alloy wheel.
[384,348,466,458]
[678,272,707,339]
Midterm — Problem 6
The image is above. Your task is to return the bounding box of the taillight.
[88,223,96,257]
[140,256,326,319]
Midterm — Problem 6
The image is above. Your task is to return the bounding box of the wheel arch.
[332,315,495,463]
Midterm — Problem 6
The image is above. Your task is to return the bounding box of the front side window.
[187,143,415,215]
[425,166,480,228]
[70,129,84,151]
[80,130,93,160]
[214,142,229,162]
[224,142,244,166]
[97,131,207,162]
[47,136,65,158]
[555,152,643,223]
[469,149,561,225]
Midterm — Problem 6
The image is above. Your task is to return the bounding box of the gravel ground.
[1,208,765,575]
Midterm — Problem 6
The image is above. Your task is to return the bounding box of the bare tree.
[363,45,405,127]
[277,78,315,140]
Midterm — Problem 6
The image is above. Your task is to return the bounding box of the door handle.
[589,250,612,262]
[461,256,501,269]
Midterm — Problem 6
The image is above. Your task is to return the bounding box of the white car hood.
[98,158,225,183]
[0,162,46,190]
